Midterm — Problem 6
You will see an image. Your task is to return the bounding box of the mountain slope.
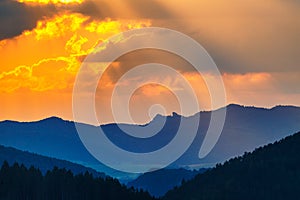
[163,131,300,200]
[0,161,155,200]
[0,104,300,179]
[175,104,300,168]
[0,145,105,177]
[0,117,130,179]
[127,168,206,197]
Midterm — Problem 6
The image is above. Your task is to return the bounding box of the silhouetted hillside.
[127,168,206,197]
[0,161,154,200]
[163,131,300,200]
[0,145,105,177]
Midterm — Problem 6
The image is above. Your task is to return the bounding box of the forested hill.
[163,131,300,200]
[0,145,105,177]
[0,161,155,200]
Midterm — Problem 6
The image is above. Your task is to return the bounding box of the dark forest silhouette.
[163,131,300,200]
[0,161,154,200]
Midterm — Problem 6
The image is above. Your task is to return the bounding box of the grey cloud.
[1,0,299,76]
[0,0,59,40]
[0,0,172,40]
[123,0,172,19]
[102,49,196,84]
[147,2,300,74]
[75,0,172,20]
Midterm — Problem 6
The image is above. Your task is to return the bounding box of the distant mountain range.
[0,117,129,180]
[163,131,300,200]
[0,145,105,178]
[127,168,207,197]
[175,104,300,168]
[0,104,300,180]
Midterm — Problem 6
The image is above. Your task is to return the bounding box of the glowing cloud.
[0,13,151,93]
[18,0,84,5]
[1,0,299,123]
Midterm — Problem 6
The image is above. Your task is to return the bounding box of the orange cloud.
[18,0,84,5]
[0,11,152,122]
[1,1,299,124]
[223,72,273,92]
[0,13,151,93]
[139,84,170,97]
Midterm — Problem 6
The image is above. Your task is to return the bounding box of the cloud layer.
[0,0,299,123]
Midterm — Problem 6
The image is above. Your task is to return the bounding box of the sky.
[0,0,300,124]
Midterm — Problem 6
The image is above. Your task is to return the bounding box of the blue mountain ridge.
[0,144,105,177]
[0,104,300,181]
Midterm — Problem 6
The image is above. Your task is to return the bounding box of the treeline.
[0,161,155,200]
[164,131,300,200]
[0,145,104,178]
